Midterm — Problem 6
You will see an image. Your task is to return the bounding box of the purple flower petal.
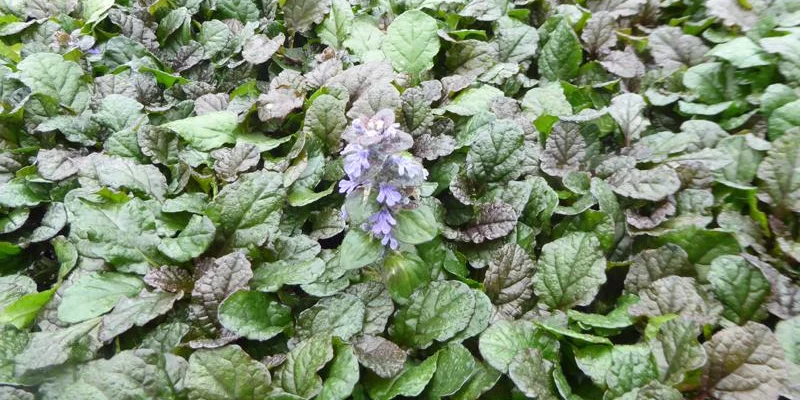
[339,179,359,194]
[368,208,396,236]
[392,156,426,179]
[344,149,371,178]
[377,183,402,207]
[381,232,399,250]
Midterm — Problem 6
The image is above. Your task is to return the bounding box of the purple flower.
[339,179,359,194]
[381,232,399,250]
[369,208,396,236]
[392,156,426,179]
[86,47,100,55]
[352,119,366,135]
[376,183,402,207]
[344,148,371,178]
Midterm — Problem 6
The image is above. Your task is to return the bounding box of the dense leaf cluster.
[0,0,799,399]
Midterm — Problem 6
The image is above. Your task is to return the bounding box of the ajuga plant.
[340,110,428,249]
[1,0,800,399]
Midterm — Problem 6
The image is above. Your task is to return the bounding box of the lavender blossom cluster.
[339,110,428,249]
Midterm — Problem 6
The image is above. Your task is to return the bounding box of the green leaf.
[392,198,440,244]
[650,318,706,385]
[756,130,800,213]
[629,276,720,326]
[606,166,681,202]
[538,18,582,81]
[478,319,559,373]
[0,324,28,384]
[682,62,736,104]
[186,345,272,400]
[217,0,259,22]
[58,272,144,324]
[507,348,559,400]
[466,119,525,182]
[653,227,741,265]
[0,179,49,208]
[716,134,769,187]
[339,229,383,270]
[98,289,181,341]
[568,294,638,330]
[0,387,33,400]
[318,340,359,400]
[609,93,650,142]
[78,153,168,200]
[451,361,502,400]
[707,37,770,68]
[0,208,28,234]
[252,258,326,292]
[444,85,504,116]
[282,0,330,33]
[30,203,67,243]
[0,275,36,312]
[366,353,439,400]
[304,94,348,150]
[702,322,787,400]
[15,319,103,379]
[66,194,163,273]
[296,293,365,341]
[158,215,215,263]
[218,290,291,341]
[317,0,353,49]
[533,232,607,309]
[494,16,538,63]
[648,26,708,71]
[624,244,693,294]
[760,34,800,83]
[344,17,386,61]
[209,170,286,249]
[616,381,683,400]
[345,282,394,335]
[276,335,334,399]
[17,52,90,112]
[776,316,800,365]
[390,281,475,349]
[521,83,572,120]
[162,111,238,151]
[606,345,658,396]
[708,255,770,324]
[383,251,432,304]
[38,349,186,400]
[428,343,476,397]
[382,10,440,75]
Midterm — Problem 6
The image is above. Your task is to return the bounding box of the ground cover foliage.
[0,0,799,398]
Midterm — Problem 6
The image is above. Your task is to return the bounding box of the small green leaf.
[162,111,238,151]
[708,255,770,324]
[478,319,559,373]
[218,290,292,341]
[382,10,440,75]
[538,18,582,81]
[390,281,475,349]
[0,289,54,329]
[366,353,439,400]
[186,345,272,400]
[533,232,607,309]
[58,272,144,324]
